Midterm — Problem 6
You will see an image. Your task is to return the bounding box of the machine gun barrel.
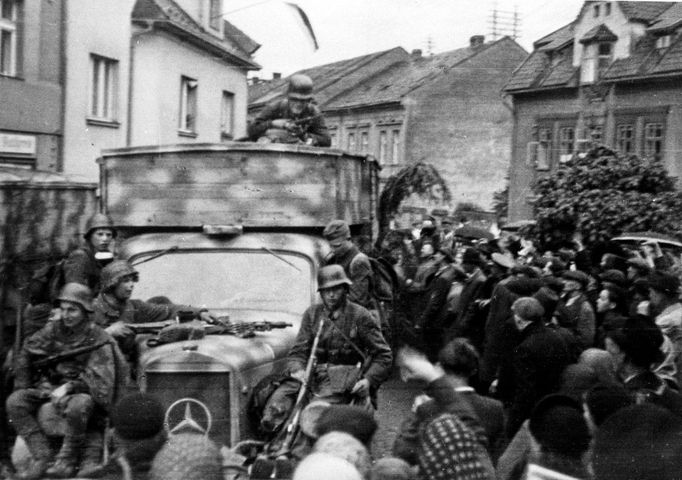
[32,340,111,369]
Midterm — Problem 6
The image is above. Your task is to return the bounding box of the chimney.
[470,35,485,48]
[411,49,422,58]
[273,72,281,80]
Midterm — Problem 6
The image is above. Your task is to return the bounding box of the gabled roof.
[617,1,675,22]
[132,0,260,69]
[248,47,410,108]
[324,38,522,110]
[222,20,260,55]
[648,2,682,32]
[580,24,618,44]
[505,1,682,93]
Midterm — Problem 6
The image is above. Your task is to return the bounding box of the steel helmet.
[101,260,138,292]
[317,265,352,291]
[84,212,117,240]
[287,74,314,100]
[56,283,94,312]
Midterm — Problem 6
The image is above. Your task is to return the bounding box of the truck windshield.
[131,250,313,315]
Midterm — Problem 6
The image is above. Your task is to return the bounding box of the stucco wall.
[61,0,134,180]
[405,39,527,210]
[130,31,249,146]
[0,0,62,170]
[509,80,682,222]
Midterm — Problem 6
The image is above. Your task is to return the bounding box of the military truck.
[98,142,380,446]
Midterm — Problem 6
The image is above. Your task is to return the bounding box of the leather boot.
[45,434,85,478]
[76,431,104,478]
[17,431,52,480]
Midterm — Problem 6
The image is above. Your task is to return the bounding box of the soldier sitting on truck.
[64,213,118,296]
[260,265,392,444]
[6,283,128,480]
[247,74,331,147]
[91,260,218,361]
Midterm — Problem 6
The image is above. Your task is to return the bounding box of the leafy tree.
[529,145,682,249]
[379,163,451,233]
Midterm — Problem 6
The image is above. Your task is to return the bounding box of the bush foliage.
[529,146,682,248]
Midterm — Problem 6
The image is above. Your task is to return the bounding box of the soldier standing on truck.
[6,283,128,480]
[91,260,218,360]
[247,74,331,147]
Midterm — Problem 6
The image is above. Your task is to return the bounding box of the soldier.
[6,283,128,480]
[262,265,392,442]
[63,212,118,295]
[92,260,217,358]
[247,74,331,147]
[323,220,375,312]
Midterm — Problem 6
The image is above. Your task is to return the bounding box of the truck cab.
[98,142,379,446]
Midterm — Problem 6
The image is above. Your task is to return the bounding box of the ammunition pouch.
[324,364,361,395]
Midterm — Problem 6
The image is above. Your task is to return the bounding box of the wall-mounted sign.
[0,132,37,156]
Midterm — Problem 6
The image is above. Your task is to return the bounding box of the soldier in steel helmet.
[262,265,391,435]
[6,283,128,480]
[91,260,217,359]
[63,212,118,295]
[247,74,331,147]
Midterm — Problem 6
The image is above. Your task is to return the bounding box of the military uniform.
[287,299,392,402]
[63,246,105,294]
[7,318,128,478]
[326,245,376,311]
[247,99,331,147]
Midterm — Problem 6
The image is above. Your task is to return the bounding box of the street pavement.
[371,368,420,458]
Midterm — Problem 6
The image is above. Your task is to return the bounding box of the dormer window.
[208,0,222,32]
[580,24,617,83]
[597,42,613,72]
[656,35,672,49]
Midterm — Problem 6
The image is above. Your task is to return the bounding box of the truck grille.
[145,371,231,446]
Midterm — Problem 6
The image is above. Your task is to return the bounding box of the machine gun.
[31,340,112,370]
[127,320,293,346]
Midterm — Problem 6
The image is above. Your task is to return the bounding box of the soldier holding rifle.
[6,283,128,480]
[265,265,392,436]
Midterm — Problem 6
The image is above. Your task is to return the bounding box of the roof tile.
[617,1,675,22]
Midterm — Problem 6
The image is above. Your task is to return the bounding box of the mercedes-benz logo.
[164,398,213,436]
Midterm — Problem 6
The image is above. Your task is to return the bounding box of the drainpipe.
[58,0,68,171]
[127,20,154,146]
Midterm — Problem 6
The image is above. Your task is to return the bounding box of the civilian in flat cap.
[505,297,572,438]
[605,315,682,417]
[415,248,458,359]
[647,270,682,387]
[553,270,595,351]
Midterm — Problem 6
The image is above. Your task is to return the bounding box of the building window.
[179,76,198,133]
[220,91,234,139]
[347,132,356,152]
[360,131,369,154]
[379,131,387,164]
[558,127,574,163]
[643,123,664,161]
[656,35,672,49]
[593,4,600,17]
[529,127,552,170]
[1,0,17,76]
[391,130,400,164]
[597,42,613,75]
[89,55,118,121]
[616,124,634,154]
[209,0,221,31]
[330,132,337,147]
[604,3,611,15]
[591,125,603,142]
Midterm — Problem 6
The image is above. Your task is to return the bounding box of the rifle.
[127,320,293,345]
[273,315,326,457]
[32,340,111,369]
